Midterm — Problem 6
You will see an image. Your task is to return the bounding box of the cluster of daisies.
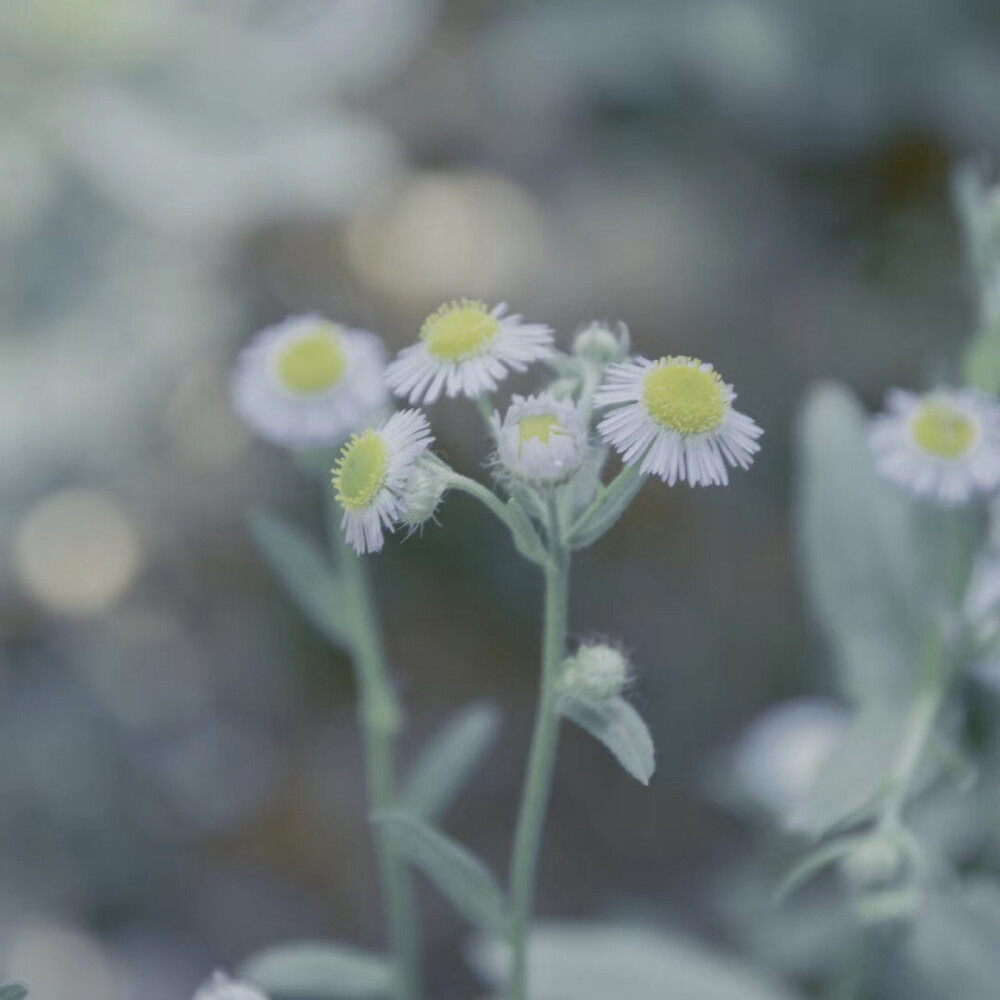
[232,299,764,554]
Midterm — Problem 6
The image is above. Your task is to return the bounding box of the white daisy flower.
[332,409,434,554]
[595,355,762,486]
[492,392,588,483]
[193,972,269,1000]
[870,388,1000,506]
[385,299,554,404]
[232,314,389,449]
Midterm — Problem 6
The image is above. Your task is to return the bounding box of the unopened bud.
[572,321,629,366]
[193,972,269,1000]
[560,642,632,702]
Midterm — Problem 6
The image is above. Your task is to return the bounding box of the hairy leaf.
[561,696,655,785]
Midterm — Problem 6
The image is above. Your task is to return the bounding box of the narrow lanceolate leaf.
[247,508,353,652]
[376,813,508,935]
[0,985,28,1000]
[560,696,655,785]
[504,499,548,566]
[402,701,502,821]
[240,943,393,998]
[567,466,647,549]
[774,836,865,902]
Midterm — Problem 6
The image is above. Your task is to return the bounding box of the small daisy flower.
[385,299,554,404]
[332,409,434,554]
[232,314,389,448]
[492,392,588,483]
[193,972,268,1000]
[870,388,1000,506]
[595,355,762,486]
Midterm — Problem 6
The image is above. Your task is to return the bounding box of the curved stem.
[326,496,421,1000]
[507,499,570,1000]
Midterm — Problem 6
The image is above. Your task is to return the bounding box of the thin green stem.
[325,495,421,1000]
[507,498,570,1000]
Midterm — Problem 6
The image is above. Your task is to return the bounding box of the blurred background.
[2,0,1000,996]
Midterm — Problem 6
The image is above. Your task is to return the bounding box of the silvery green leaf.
[907,881,1000,1000]
[0,986,28,1000]
[402,701,502,821]
[568,466,647,549]
[248,508,353,652]
[469,922,801,1000]
[504,499,548,565]
[789,700,908,837]
[376,813,507,935]
[240,943,392,998]
[797,384,953,700]
[561,696,655,785]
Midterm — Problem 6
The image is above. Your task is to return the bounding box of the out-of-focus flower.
[386,300,554,405]
[870,388,1000,506]
[193,971,268,1000]
[572,321,630,367]
[732,698,848,817]
[332,410,434,554]
[494,393,588,484]
[596,356,762,486]
[231,315,388,450]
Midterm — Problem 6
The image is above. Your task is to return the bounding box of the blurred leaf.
[964,322,1000,396]
[561,695,655,785]
[248,508,353,652]
[790,700,908,836]
[0,986,28,1000]
[774,836,864,901]
[376,813,508,935]
[402,701,502,821]
[796,384,962,700]
[240,943,392,998]
[470,922,802,1000]
[908,881,1000,1000]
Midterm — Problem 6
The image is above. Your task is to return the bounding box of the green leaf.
[560,696,655,785]
[0,985,28,1000]
[470,922,801,1000]
[568,466,647,549]
[240,943,393,998]
[248,508,353,652]
[376,813,508,935]
[504,499,548,565]
[796,384,959,701]
[789,700,908,837]
[402,701,502,821]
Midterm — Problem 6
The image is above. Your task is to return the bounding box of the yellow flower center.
[519,413,561,449]
[642,358,729,435]
[333,431,389,511]
[275,326,348,394]
[911,400,978,460]
[421,300,500,362]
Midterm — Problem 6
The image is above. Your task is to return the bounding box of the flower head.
[193,972,268,1000]
[870,388,1000,506]
[385,299,554,404]
[572,321,629,366]
[493,392,588,484]
[332,409,434,553]
[595,355,762,486]
[232,314,389,449]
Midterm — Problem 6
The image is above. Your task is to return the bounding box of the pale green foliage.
[241,945,394,998]
[560,695,655,785]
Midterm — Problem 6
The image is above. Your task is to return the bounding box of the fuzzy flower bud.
[560,643,632,702]
[193,972,269,1000]
[840,836,907,892]
[572,321,629,366]
[401,458,449,531]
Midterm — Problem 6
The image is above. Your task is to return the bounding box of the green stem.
[507,504,571,1000]
[326,497,421,1000]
